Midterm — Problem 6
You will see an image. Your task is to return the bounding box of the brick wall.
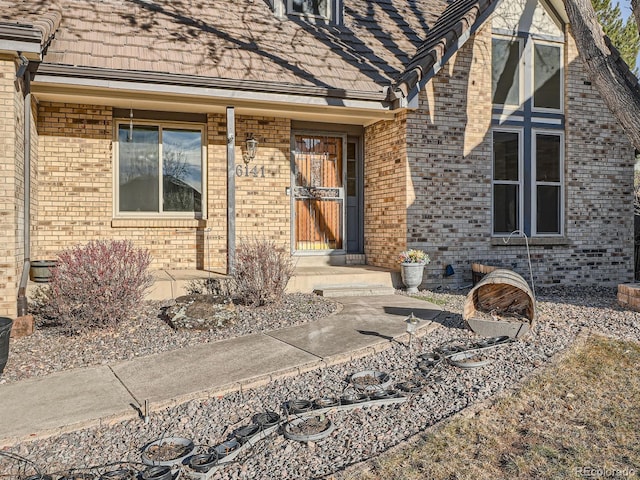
[0,56,25,317]
[364,22,635,288]
[234,115,291,248]
[364,110,409,267]
[33,105,292,274]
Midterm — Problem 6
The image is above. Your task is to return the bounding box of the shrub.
[41,240,153,334]
[186,277,233,296]
[232,239,294,306]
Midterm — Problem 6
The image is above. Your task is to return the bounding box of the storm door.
[292,134,345,251]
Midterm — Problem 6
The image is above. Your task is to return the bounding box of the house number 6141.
[235,165,265,178]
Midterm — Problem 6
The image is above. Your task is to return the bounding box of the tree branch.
[632,0,640,35]
[565,0,640,151]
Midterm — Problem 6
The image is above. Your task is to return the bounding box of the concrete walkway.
[0,295,442,447]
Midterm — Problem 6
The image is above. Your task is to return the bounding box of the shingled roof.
[0,5,61,59]
[0,0,500,104]
[394,0,499,99]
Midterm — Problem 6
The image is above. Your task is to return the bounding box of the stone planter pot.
[400,262,425,293]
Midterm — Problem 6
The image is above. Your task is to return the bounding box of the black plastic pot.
[140,466,172,480]
[234,423,260,444]
[0,317,13,375]
[99,469,134,480]
[254,411,280,428]
[211,439,240,459]
[188,453,218,473]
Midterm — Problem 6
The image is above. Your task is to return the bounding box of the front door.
[292,134,345,252]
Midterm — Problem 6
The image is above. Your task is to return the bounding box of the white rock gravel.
[1,293,338,384]
[1,287,638,480]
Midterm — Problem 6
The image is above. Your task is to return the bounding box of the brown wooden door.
[293,135,344,251]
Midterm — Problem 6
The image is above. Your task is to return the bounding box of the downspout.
[226,106,236,274]
[17,54,31,317]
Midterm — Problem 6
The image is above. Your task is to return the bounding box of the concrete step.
[287,265,394,293]
[313,283,396,297]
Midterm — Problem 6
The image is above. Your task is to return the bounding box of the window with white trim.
[533,43,562,110]
[492,36,563,112]
[492,37,522,107]
[288,0,330,18]
[533,131,563,235]
[115,122,205,217]
[492,129,564,236]
[492,130,522,235]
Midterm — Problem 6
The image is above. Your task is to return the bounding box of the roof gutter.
[35,63,391,104]
[17,54,31,317]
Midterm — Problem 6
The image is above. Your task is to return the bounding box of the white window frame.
[492,35,524,111]
[531,39,564,114]
[532,129,564,236]
[114,119,207,219]
[491,128,524,236]
[287,0,331,20]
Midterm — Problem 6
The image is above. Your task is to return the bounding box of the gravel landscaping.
[1,286,639,480]
[1,293,339,384]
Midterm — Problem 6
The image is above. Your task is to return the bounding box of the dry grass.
[335,335,640,480]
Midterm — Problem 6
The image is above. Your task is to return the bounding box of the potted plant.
[398,249,430,293]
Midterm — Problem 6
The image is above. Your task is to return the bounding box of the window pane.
[291,0,328,16]
[118,125,159,212]
[536,134,561,182]
[537,185,560,233]
[162,129,202,213]
[494,184,519,234]
[493,131,519,181]
[492,38,520,106]
[534,44,561,109]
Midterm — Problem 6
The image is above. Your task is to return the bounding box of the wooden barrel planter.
[29,260,58,283]
[471,262,499,286]
[463,269,535,339]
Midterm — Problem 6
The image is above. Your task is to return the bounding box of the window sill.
[111,218,207,228]
[491,237,569,247]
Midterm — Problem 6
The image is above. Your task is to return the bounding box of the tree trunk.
[565,0,640,151]
[633,0,640,38]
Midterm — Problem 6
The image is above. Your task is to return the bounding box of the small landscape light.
[405,312,419,348]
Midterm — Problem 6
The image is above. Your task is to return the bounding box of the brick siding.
[364,111,409,267]
[364,23,635,288]
[33,105,292,273]
[0,56,26,317]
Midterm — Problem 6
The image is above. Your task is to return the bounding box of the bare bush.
[232,239,294,306]
[36,240,153,334]
[186,277,233,296]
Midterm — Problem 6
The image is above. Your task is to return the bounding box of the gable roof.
[394,0,499,100]
[0,0,452,99]
[0,0,507,110]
